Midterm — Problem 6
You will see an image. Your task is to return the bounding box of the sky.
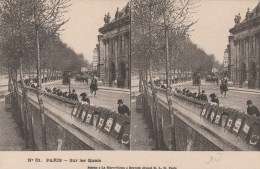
[60,0,259,63]
[189,0,259,63]
[60,0,129,62]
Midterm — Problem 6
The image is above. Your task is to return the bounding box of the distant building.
[97,3,130,88]
[92,48,98,70]
[212,68,218,74]
[81,66,88,73]
[223,48,229,72]
[229,3,260,89]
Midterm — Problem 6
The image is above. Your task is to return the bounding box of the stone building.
[229,3,260,89]
[92,48,98,70]
[97,3,130,88]
[223,48,229,72]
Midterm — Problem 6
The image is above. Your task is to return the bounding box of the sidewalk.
[131,97,154,150]
[170,81,192,87]
[0,100,26,150]
[228,86,260,94]
[69,80,130,94]
[98,86,130,93]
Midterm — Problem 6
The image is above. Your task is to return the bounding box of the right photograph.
[130,0,260,151]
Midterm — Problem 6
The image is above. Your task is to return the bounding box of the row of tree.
[131,0,222,150]
[0,0,86,150]
[131,0,221,82]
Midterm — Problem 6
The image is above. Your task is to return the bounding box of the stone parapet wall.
[7,86,130,150]
[137,89,260,151]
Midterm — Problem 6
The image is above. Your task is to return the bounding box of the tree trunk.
[148,65,160,150]
[163,1,176,150]
[139,71,143,93]
[42,68,45,83]
[35,26,47,150]
[8,68,13,92]
[46,69,49,82]
[19,57,35,150]
[10,69,23,137]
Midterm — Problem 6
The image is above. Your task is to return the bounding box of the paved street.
[172,81,260,113]
[131,78,260,150]
[43,80,130,112]
[0,99,26,150]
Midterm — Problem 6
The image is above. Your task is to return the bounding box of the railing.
[144,84,260,151]
[16,86,130,150]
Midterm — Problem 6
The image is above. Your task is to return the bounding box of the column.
[256,33,260,89]
[246,37,249,82]
[115,36,118,81]
[235,40,239,82]
[104,40,107,86]
[107,39,111,86]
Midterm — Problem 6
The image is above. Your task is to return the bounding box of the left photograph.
[0,0,130,150]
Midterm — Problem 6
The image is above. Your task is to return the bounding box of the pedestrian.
[80,92,90,104]
[209,93,219,105]
[70,89,79,101]
[220,77,228,98]
[90,76,98,97]
[85,76,88,85]
[30,83,36,88]
[246,100,260,117]
[199,90,208,102]
[63,92,69,98]
[52,87,57,94]
[117,99,130,116]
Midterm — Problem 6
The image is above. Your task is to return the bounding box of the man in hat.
[246,100,260,117]
[52,87,57,94]
[199,90,208,102]
[209,93,219,105]
[117,99,130,116]
[80,92,90,104]
[70,89,79,101]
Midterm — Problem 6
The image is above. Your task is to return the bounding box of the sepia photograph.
[0,0,130,151]
[1,0,260,168]
[131,0,260,151]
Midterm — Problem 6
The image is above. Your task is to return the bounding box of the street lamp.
[68,70,71,99]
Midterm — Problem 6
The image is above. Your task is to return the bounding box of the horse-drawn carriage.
[75,74,88,83]
[205,73,219,84]
[192,72,201,86]
[62,71,70,85]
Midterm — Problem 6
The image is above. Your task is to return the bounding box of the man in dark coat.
[70,89,79,101]
[117,99,130,116]
[199,90,208,102]
[247,100,260,117]
[209,93,219,105]
[80,92,90,104]
[90,76,98,97]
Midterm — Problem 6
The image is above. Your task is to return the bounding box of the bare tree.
[0,0,71,150]
[131,0,199,150]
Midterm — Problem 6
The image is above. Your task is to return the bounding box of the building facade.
[97,3,130,88]
[223,48,229,72]
[229,3,260,89]
[92,48,98,70]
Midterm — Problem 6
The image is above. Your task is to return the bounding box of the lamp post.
[68,70,71,99]
[197,73,201,95]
